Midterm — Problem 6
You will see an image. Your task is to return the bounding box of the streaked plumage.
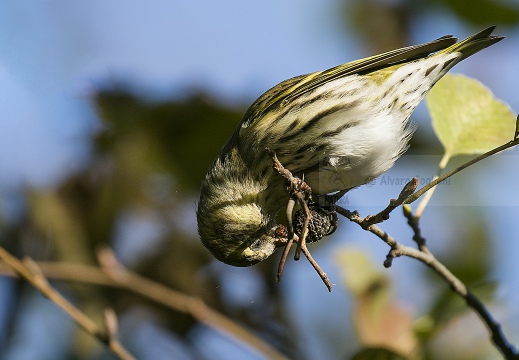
[197,27,503,266]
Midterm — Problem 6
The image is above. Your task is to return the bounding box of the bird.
[197,26,503,268]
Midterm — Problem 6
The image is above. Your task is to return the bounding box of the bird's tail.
[440,26,503,62]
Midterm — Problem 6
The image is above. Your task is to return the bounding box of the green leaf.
[426,73,516,157]
[335,249,388,297]
[335,250,418,358]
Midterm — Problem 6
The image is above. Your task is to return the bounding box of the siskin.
[197,27,502,267]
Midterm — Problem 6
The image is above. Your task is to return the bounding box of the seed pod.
[294,205,338,243]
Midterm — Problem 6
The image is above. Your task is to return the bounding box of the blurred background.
[1,1,519,359]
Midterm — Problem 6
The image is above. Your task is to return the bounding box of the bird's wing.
[247,35,458,121]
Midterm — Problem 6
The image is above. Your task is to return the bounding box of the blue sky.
[0,1,518,190]
[1,1,519,358]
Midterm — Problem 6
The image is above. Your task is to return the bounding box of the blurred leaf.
[351,347,409,360]
[427,74,516,157]
[96,91,243,192]
[345,0,410,53]
[426,282,497,334]
[425,309,502,360]
[28,190,93,264]
[422,208,496,338]
[436,0,519,25]
[336,249,417,358]
[336,248,388,297]
[441,212,492,283]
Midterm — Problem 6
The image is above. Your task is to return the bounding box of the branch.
[404,139,519,205]
[336,204,519,359]
[266,147,333,291]
[335,135,519,358]
[403,209,518,359]
[0,246,135,360]
[0,247,288,360]
[360,177,418,227]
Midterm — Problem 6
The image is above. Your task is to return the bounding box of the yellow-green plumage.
[197,27,503,266]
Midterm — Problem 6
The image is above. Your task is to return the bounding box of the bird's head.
[197,200,286,266]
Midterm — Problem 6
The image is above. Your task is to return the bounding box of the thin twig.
[277,199,296,282]
[97,248,288,360]
[295,192,332,291]
[362,177,419,227]
[336,205,519,359]
[337,136,519,358]
[402,205,430,254]
[103,308,136,360]
[404,139,519,205]
[293,192,311,261]
[277,235,295,283]
[402,207,517,359]
[266,148,332,291]
[0,247,136,360]
[414,153,450,218]
[0,248,287,360]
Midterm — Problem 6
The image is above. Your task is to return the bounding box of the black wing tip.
[454,26,504,49]
[482,26,504,43]
[474,25,500,39]
[437,25,498,42]
[438,34,455,40]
